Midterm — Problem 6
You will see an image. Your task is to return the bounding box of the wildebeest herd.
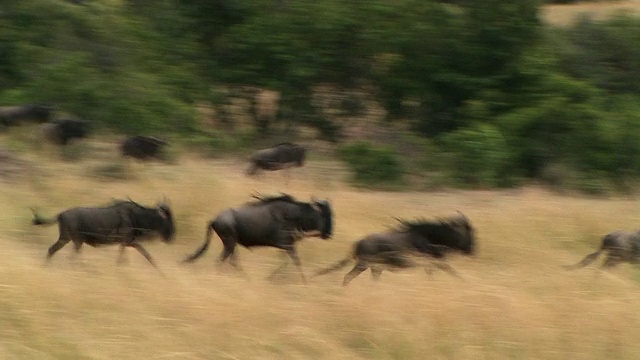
[31,192,480,285]
[6,105,636,284]
[29,184,632,286]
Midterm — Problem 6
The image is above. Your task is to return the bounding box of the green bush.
[442,124,512,187]
[337,141,404,187]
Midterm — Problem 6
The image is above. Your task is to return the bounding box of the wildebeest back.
[121,135,168,160]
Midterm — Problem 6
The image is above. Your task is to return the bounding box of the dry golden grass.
[2,139,640,359]
[542,0,640,26]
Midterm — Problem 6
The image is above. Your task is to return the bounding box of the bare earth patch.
[543,0,640,26]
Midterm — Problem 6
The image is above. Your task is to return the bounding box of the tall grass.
[1,148,640,359]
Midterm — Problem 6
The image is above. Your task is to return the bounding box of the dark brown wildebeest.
[313,212,476,286]
[246,143,307,176]
[32,198,175,269]
[0,104,53,126]
[183,193,333,283]
[42,119,90,145]
[564,230,640,270]
[121,135,168,161]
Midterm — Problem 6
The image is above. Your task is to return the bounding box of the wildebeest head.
[311,198,333,239]
[396,211,476,255]
[124,197,176,243]
[156,200,176,243]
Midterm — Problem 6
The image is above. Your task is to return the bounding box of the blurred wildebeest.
[183,193,333,283]
[32,198,175,268]
[565,230,640,270]
[0,104,53,126]
[121,135,168,161]
[313,212,476,286]
[42,119,90,145]
[246,142,307,176]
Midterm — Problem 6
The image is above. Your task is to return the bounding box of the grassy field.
[1,136,640,359]
[542,0,640,26]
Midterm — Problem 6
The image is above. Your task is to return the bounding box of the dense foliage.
[2,0,640,191]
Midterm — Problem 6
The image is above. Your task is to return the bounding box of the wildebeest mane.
[394,217,455,234]
[248,192,298,206]
[393,215,474,254]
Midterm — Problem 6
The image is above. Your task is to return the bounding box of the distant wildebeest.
[42,119,90,145]
[183,193,333,283]
[313,212,476,286]
[121,135,168,161]
[246,142,307,176]
[564,230,640,270]
[31,198,175,268]
[0,104,53,126]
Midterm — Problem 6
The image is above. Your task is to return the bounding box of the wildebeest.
[246,142,307,176]
[31,198,175,268]
[121,135,168,161]
[0,104,53,126]
[313,212,476,286]
[42,119,90,145]
[183,193,333,283]
[564,230,640,270]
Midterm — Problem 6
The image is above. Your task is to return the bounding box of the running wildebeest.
[564,230,640,270]
[121,135,168,161]
[0,104,53,126]
[31,198,175,268]
[246,142,307,176]
[183,193,333,283]
[313,212,476,286]
[42,118,90,145]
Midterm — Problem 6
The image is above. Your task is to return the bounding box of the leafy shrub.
[442,124,512,187]
[337,141,404,187]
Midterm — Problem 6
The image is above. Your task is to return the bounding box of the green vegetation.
[3,0,640,191]
[337,141,404,186]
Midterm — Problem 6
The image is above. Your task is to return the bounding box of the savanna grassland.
[2,132,640,360]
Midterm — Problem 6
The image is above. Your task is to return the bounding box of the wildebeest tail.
[30,208,58,226]
[183,222,214,263]
[312,257,353,277]
[563,239,607,270]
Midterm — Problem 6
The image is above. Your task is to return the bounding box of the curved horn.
[127,196,144,208]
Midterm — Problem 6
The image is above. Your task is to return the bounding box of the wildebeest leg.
[432,262,463,279]
[117,243,128,265]
[424,266,434,279]
[343,261,368,286]
[267,251,290,281]
[217,243,248,277]
[47,237,71,260]
[128,243,158,269]
[371,267,382,280]
[218,245,235,264]
[284,247,307,284]
[70,240,84,264]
